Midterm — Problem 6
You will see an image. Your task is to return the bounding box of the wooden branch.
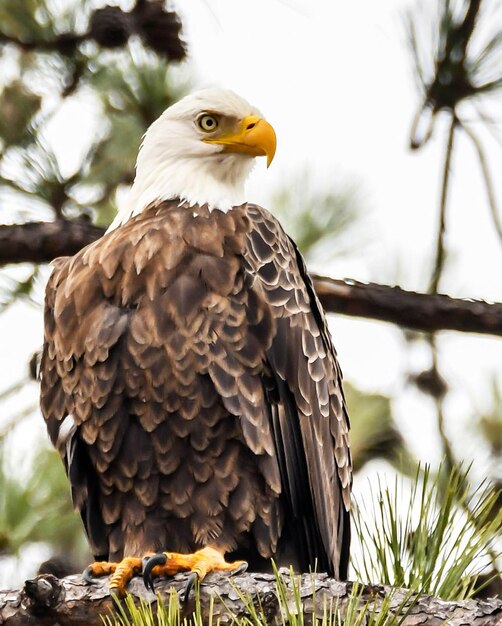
[0,31,84,53]
[312,276,502,336]
[1,572,501,626]
[1,220,501,337]
[0,221,105,266]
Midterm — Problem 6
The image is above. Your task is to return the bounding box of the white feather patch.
[56,415,77,449]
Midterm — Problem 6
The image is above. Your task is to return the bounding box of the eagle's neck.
[109,152,255,231]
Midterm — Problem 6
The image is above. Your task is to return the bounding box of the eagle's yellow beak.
[203,115,276,167]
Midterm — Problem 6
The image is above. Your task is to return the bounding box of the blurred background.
[0,0,501,598]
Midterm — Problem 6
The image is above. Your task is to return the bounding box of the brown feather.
[40,199,351,576]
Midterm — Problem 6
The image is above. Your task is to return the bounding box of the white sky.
[1,0,502,585]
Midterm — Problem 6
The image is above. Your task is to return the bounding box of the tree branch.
[0,31,84,53]
[0,572,501,626]
[1,221,501,337]
[460,120,502,246]
[312,276,502,336]
[429,114,457,294]
[0,221,105,265]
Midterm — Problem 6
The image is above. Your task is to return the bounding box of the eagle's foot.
[83,557,143,598]
[142,546,247,601]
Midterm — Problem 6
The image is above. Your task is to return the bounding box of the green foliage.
[345,383,417,476]
[0,443,88,561]
[407,0,502,110]
[271,173,360,261]
[3,138,70,216]
[0,0,189,237]
[352,463,502,600]
[101,590,189,626]
[88,51,189,129]
[262,565,415,626]
[407,0,502,250]
[0,0,84,41]
[0,82,41,147]
[77,52,190,224]
[101,571,415,626]
[0,266,42,313]
[478,378,502,459]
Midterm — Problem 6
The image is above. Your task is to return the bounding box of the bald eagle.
[40,89,351,598]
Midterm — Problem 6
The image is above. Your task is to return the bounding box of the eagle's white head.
[110,89,276,230]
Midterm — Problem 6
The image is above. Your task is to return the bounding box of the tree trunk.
[1,572,501,626]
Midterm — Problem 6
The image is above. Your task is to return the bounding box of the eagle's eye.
[197,114,219,132]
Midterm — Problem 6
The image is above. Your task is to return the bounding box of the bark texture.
[1,220,502,337]
[1,572,501,626]
[0,221,105,266]
[312,275,502,336]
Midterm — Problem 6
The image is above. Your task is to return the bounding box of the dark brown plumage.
[40,200,351,579]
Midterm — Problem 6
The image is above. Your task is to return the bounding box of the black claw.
[82,566,96,585]
[142,553,167,594]
[142,555,151,571]
[231,562,248,576]
[183,572,198,603]
[109,586,122,599]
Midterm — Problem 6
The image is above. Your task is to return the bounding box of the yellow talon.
[84,556,143,598]
[83,547,247,599]
[142,546,247,599]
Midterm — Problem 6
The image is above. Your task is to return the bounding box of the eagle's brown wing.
[41,257,111,560]
[242,204,351,578]
[40,202,284,563]
[40,200,351,578]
